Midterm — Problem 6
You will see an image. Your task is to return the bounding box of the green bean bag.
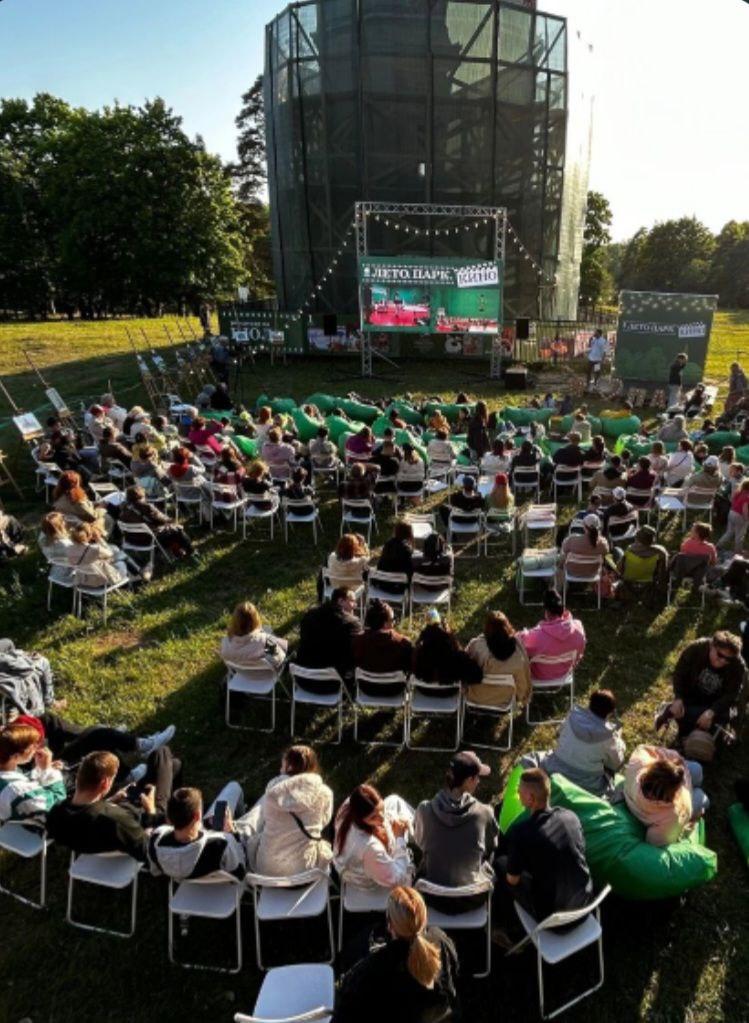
[291,407,322,443]
[703,430,741,453]
[256,394,297,415]
[500,766,717,900]
[503,407,554,427]
[559,414,603,436]
[339,398,379,424]
[613,434,677,457]
[386,400,423,426]
[393,429,427,462]
[735,445,749,464]
[423,401,475,423]
[232,435,259,460]
[728,803,749,866]
[372,415,394,438]
[337,430,353,457]
[303,392,338,414]
[326,415,365,443]
[600,414,642,438]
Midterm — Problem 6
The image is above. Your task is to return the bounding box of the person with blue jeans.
[623,745,708,847]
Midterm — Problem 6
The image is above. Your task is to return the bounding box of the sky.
[0,0,747,241]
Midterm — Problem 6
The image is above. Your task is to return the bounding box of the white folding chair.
[244,493,281,541]
[517,548,558,606]
[45,556,76,612]
[89,479,120,502]
[403,511,436,548]
[512,466,541,502]
[72,562,131,625]
[234,963,335,1023]
[195,444,219,476]
[447,508,484,557]
[606,513,639,546]
[283,497,321,544]
[406,679,461,752]
[340,498,377,546]
[655,487,685,536]
[526,652,580,725]
[682,486,715,528]
[245,868,335,971]
[224,658,281,731]
[415,877,493,978]
[321,569,365,615]
[581,461,605,487]
[288,664,346,745]
[552,466,582,503]
[626,486,657,520]
[337,872,389,951]
[460,674,516,751]
[66,850,141,937]
[522,503,557,547]
[168,870,244,972]
[0,819,52,909]
[562,553,603,611]
[118,520,162,572]
[173,481,206,524]
[395,477,425,508]
[409,572,452,622]
[311,462,341,489]
[353,668,409,747]
[366,569,410,620]
[508,886,612,1020]
[427,460,454,484]
[209,482,247,531]
[450,464,480,486]
[107,458,133,488]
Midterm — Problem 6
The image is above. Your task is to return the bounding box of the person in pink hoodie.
[516,589,586,681]
[623,745,707,846]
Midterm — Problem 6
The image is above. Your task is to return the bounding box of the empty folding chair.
[522,503,557,548]
[512,466,541,503]
[66,850,141,937]
[173,481,206,525]
[484,507,516,556]
[283,497,321,544]
[406,679,461,753]
[655,487,685,536]
[666,552,709,608]
[562,552,603,611]
[107,458,133,488]
[395,477,425,509]
[245,868,335,971]
[167,870,244,972]
[460,674,516,751]
[288,664,346,745]
[118,520,162,573]
[508,885,612,1020]
[234,963,335,1023]
[340,498,377,546]
[447,509,483,558]
[403,511,437,549]
[682,486,716,528]
[517,548,558,606]
[209,483,247,531]
[366,569,410,620]
[552,466,582,503]
[311,462,341,489]
[72,562,131,625]
[415,877,493,978]
[224,658,282,731]
[243,493,281,541]
[0,819,52,909]
[338,871,390,951]
[410,572,452,622]
[450,464,479,486]
[526,652,580,725]
[353,668,409,747]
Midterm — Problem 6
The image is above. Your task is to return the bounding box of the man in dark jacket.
[352,599,412,675]
[552,432,584,469]
[296,587,362,679]
[414,751,498,912]
[657,631,745,739]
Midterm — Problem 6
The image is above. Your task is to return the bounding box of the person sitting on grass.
[0,721,67,823]
[352,600,413,675]
[540,689,626,797]
[492,768,592,941]
[333,886,460,1023]
[47,744,182,860]
[623,745,708,846]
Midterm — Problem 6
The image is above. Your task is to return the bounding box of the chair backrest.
[368,569,409,588]
[449,508,482,525]
[405,512,437,528]
[210,482,240,500]
[409,677,461,699]
[581,461,604,477]
[514,467,539,484]
[235,1010,331,1023]
[284,497,317,512]
[626,486,655,505]
[535,884,612,933]
[411,572,452,588]
[530,650,581,674]
[342,498,373,514]
[289,664,343,691]
[684,486,716,508]
[245,866,329,890]
[119,521,155,540]
[565,551,603,573]
[525,503,556,523]
[607,513,638,533]
[354,668,408,698]
[554,466,581,482]
[225,658,281,679]
[415,876,493,899]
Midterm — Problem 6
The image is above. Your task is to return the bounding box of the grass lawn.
[0,313,748,1023]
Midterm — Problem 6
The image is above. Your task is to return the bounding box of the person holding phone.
[334,783,415,892]
[0,721,67,823]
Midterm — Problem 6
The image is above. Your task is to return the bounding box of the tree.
[710,221,749,308]
[617,228,648,291]
[634,217,714,294]
[579,191,613,305]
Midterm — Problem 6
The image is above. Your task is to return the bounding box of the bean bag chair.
[600,414,642,438]
[703,430,741,454]
[232,435,259,460]
[256,394,297,415]
[303,392,337,414]
[326,415,365,443]
[386,400,423,426]
[559,414,603,436]
[393,429,427,462]
[291,407,323,443]
[372,415,394,438]
[423,401,475,423]
[728,802,749,866]
[736,445,749,465]
[337,430,354,457]
[503,407,554,427]
[339,398,380,424]
[499,765,717,900]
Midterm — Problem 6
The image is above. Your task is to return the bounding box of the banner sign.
[216,305,305,353]
[615,291,718,385]
[359,256,503,335]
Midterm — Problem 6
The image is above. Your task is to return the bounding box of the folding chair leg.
[0,838,48,909]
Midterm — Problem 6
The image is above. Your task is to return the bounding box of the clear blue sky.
[1,0,747,241]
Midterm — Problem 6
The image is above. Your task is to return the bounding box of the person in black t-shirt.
[493,767,591,938]
[668,352,689,408]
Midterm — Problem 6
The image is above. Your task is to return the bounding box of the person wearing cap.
[556,513,609,589]
[516,590,586,682]
[683,455,723,495]
[551,431,585,469]
[493,767,592,937]
[413,751,498,913]
[601,487,637,543]
[439,473,485,527]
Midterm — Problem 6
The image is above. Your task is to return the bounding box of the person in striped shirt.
[0,721,66,823]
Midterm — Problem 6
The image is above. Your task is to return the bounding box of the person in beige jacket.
[623,745,708,847]
[465,611,531,705]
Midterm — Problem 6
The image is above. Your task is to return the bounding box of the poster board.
[13,412,44,442]
[45,387,70,417]
[615,291,718,386]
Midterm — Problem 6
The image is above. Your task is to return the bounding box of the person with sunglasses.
[656,631,746,757]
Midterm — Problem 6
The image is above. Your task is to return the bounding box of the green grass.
[0,314,748,1023]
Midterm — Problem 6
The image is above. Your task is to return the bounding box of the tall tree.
[710,221,749,308]
[635,217,714,294]
[579,191,613,306]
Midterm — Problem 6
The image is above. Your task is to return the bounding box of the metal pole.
[23,349,50,389]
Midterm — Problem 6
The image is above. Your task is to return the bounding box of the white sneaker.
[136,724,176,758]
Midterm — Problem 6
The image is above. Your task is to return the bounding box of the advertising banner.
[359,256,503,335]
[216,306,306,353]
[615,291,718,386]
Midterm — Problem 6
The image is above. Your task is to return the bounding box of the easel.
[22,349,78,429]
[0,375,40,498]
[125,328,161,411]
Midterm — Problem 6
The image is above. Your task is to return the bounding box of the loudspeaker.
[516,317,530,341]
[323,314,338,336]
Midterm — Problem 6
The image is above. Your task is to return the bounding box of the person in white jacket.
[540,689,626,796]
[334,783,415,891]
[248,745,334,877]
[219,601,288,671]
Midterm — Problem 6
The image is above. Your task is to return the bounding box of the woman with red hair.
[334,783,414,891]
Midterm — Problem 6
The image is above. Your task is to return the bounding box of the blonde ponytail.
[387,886,442,989]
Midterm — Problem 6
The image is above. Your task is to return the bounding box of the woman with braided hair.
[333,885,461,1022]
